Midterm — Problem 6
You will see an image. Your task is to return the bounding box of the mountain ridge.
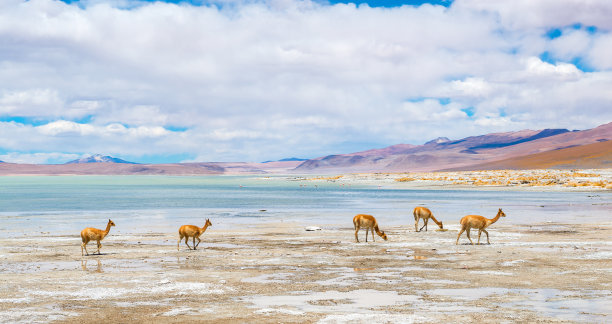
[295,122,611,172]
[0,122,610,175]
[66,154,137,164]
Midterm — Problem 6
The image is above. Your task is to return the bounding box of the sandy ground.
[1,219,611,323]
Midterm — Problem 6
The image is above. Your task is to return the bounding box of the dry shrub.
[395,177,414,182]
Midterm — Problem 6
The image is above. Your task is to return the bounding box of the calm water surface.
[0,176,609,236]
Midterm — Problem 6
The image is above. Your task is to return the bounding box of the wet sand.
[1,220,611,323]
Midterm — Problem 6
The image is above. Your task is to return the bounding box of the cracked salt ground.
[245,289,420,313]
[28,280,224,300]
[0,307,79,324]
[1,219,611,322]
[241,272,295,283]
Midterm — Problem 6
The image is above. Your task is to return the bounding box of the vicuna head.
[380,231,388,241]
[438,221,444,229]
[498,208,506,217]
[108,219,116,227]
[205,218,212,227]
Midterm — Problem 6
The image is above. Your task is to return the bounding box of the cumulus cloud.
[0,0,611,163]
[0,152,81,164]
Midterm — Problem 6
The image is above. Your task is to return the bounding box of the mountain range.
[0,122,610,175]
[294,122,612,172]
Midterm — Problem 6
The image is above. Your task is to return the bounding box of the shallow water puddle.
[426,287,611,322]
[245,289,419,313]
[505,289,611,322]
[0,260,78,273]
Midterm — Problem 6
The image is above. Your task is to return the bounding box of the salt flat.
[1,220,610,323]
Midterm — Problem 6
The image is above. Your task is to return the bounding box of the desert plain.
[0,171,611,323]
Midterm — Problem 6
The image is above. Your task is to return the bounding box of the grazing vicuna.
[178,219,212,251]
[456,208,506,245]
[413,206,443,232]
[81,219,115,256]
[353,214,388,243]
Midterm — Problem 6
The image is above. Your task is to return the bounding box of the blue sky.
[1,0,611,164]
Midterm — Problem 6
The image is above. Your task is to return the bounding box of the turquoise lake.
[0,175,609,236]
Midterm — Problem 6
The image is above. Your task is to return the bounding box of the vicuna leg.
[177,235,183,251]
[466,228,474,245]
[365,228,369,242]
[456,227,465,245]
[419,221,426,232]
[81,242,89,256]
[424,219,429,231]
[184,237,192,250]
[477,230,482,244]
[483,229,490,244]
[192,237,197,250]
[195,236,201,249]
[415,218,419,232]
[354,225,360,243]
[96,240,101,254]
[371,227,375,242]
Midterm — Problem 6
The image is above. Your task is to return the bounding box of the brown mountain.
[451,140,612,170]
[295,122,612,172]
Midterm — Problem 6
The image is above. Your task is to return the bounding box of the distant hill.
[295,122,612,172]
[0,160,302,176]
[453,139,612,170]
[66,154,137,164]
[262,157,308,163]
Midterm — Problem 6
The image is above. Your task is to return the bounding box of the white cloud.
[524,57,581,79]
[0,0,611,163]
[450,78,492,98]
[454,0,612,30]
[588,33,612,70]
[37,120,95,136]
[0,89,62,115]
[0,152,80,164]
[548,29,592,61]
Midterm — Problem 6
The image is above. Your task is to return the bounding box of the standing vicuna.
[456,208,506,245]
[81,219,115,256]
[353,214,388,243]
[178,219,212,251]
[413,206,443,232]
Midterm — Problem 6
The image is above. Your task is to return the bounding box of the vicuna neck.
[430,214,442,226]
[104,222,110,234]
[103,221,113,236]
[487,211,503,226]
[374,225,383,234]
